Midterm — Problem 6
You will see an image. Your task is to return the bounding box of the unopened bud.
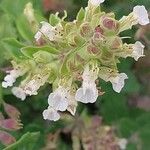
[101,16,119,35]
[95,25,104,34]
[3,103,20,119]
[0,131,16,146]
[103,17,116,29]
[91,32,104,46]
[0,119,22,131]
[87,45,100,54]
[80,23,93,38]
[111,37,122,49]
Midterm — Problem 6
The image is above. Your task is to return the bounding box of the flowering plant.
[2,0,149,122]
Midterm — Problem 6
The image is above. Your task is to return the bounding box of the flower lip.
[133,5,150,25]
[48,87,69,111]
[42,107,60,121]
[11,87,26,101]
[75,84,98,103]
[75,66,99,103]
[110,73,128,93]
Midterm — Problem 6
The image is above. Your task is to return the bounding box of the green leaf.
[118,118,138,138]
[16,15,34,41]
[76,7,85,22]
[126,143,137,150]
[139,125,150,150]
[4,132,40,150]
[0,14,17,39]
[0,0,29,18]
[2,38,25,59]
[21,45,59,58]
[97,81,129,123]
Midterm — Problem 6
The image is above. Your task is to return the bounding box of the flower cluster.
[2,0,149,121]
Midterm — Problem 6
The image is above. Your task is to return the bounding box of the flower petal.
[132,41,145,61]
[133,5,150,25]
[111,73,128,93]
[75,86,98,103]
[89,0,105,6]
[48,93,68,111]
[12,87,26,101]
[42,107,60,121]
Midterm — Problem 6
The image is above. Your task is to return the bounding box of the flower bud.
[0,131,16,146]
[111,37,122,49]
[3,103,20,119]
[0,119,22,131]
[101,16,119,35]
[80,22,93,38]
[87,45,100,55]
[95,25,104,34]
[91,32,105,46]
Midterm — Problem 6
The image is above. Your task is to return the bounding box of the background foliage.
[0,0,150,149]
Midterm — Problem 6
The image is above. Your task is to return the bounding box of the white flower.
[48,86,69,111]
[2,69,24,88]
[43,106,60,121]
[23,79,38,96]
[110,73,128,93]
[12,87,26,101]
[23,74,49,96]
[133,5,150,25]
[75,66,99,103]
[89,0,105,6]
[35,21,55,41]
[2,75,15,88]
[34,21,64,42]
[75,82,98,103]
[118,138,128,150]
[132,41,145,61]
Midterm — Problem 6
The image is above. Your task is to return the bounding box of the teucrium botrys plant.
[2,0,150,121]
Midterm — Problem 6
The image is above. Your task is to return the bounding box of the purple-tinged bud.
[91,32,105,46]
[3,103,20,119]
[80,23,93,38]
[95,25,104,35]
[87,45,100,54]
[0,119,22,131]
[101,16,119,35]
[0,131,16,146]
[102,16,118,29]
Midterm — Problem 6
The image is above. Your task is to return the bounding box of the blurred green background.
[0,0,150,149]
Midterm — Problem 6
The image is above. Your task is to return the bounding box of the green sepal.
[76,7,85,22]
[49,13,61,26]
